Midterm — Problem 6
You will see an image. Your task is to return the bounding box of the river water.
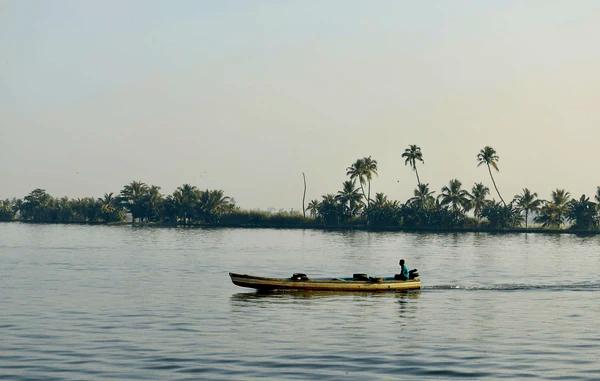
[1,223,600,380]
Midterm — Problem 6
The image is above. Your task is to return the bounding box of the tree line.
[0,183,235,224]
[1,145,599,231]
[305,145,600,231]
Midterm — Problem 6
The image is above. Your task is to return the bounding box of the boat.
[229,272,421,292]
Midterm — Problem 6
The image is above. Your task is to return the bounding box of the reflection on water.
[2,223,600,381]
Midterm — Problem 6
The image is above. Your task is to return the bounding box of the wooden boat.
[229,272,421,292]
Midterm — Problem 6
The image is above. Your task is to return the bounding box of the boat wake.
[425,281,600,292]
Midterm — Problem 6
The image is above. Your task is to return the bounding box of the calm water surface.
[1,223,600,380]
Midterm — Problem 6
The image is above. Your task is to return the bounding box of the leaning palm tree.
[470,183,490,221]
[402,145,424,187]
[362,156,378,205]
[477,146,506,205]
[513,188,542,228]
[346,156,378,207]
[439,179,471,213]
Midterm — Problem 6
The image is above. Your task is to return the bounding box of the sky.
[1,1,600,210]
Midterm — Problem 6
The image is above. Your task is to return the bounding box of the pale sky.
[2,1,600,209]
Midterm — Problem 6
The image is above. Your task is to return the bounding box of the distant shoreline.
[2,219,598,236]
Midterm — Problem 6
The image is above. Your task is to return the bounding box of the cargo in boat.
[229,272,421,292]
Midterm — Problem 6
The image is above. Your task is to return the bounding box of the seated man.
[395,259,419,280]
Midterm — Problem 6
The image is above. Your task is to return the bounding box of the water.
[1,223,600,380]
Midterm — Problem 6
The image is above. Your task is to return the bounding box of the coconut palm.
[346,156,378,206]
[173,184,199,224]
[477,146,506,205]
[567,195,598,230]
[402,145,424,187]
[470,183,490,221]
[439,179,471,213]
[336,180,363,218]
[143,185,164,222]
[197,189,234,222]
[513,188,542,228]
[408,183,435,209]
[317,194,343,225]
[98,192,124,222]
[120,181,149,222]
[535,189,571,228]
[306,199,320,218]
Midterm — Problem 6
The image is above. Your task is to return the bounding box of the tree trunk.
[367,180,371,207]
[488,164,506,205]
[525,209,528,229]
[359,181,367,206]
[302,173,307,218]
[414,166,421,188]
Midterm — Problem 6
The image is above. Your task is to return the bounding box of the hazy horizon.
[2,1,600,209]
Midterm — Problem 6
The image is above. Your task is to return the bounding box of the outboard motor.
[290,273,309,281]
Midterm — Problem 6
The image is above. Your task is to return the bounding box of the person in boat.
[395,259,419,280]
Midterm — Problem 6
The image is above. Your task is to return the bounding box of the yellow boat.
[229,272,421,292]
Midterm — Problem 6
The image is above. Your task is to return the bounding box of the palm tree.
[120,181,149,222]
[408,183,435,209]
[346,156,378,206]
[336,180,363,218]
[513,188,542,228]
[317,194,343,225]
[567,195,598,230]
[306,199,320,218]
[535,189,571,228]
[595,186,600,214]
[98,192,123,222]
[173,184,199,223]
[143,185,164,222]
[477,146,506,205]
[439,179,471,213]
[470,182,490,221]
[197,189,234,222]
[402,145,424,187]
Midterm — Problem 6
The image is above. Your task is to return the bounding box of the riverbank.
[3,219,599,235]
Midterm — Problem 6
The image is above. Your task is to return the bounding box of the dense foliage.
[3,146,600,232]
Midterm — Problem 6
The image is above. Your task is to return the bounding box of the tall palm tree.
[439,179,471,213]
[513,188,542,228]
[470,183,490,221]
[336,180,363,218]
[346,156,378,207]
[402,145,424,187]
[477,146,506,205]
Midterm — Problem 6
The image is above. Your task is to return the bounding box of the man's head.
[399,259,405,266]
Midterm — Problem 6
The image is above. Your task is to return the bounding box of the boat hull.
[229,273,421,292]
